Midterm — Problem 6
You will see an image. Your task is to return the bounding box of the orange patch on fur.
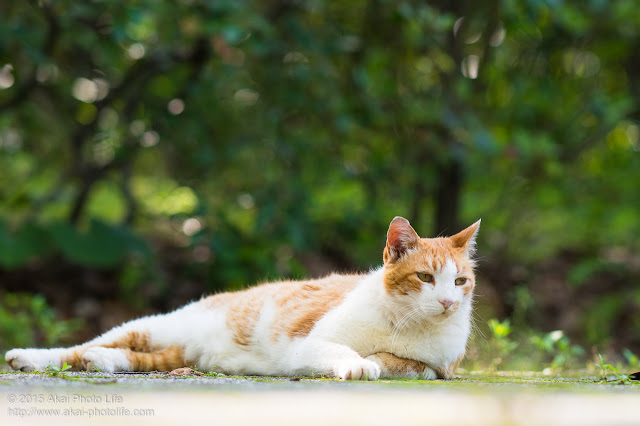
[125,345,186,372]
[103,331,153,352]
[202,274,362,345]
[203,292,237,309]
[61,350,86,371]
[228,286,273,346]
[274,274,361,339]
[371,352,429,377]
[203,286,274,347]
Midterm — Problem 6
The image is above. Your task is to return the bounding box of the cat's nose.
[439,299,454,310]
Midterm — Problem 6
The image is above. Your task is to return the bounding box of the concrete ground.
[1,371,639,425]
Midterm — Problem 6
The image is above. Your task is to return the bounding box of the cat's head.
[382,216,480,320]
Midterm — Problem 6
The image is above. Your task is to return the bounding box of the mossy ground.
[1,368,638,390]
[1,368,638,425]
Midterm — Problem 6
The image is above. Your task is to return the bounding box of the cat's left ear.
[384,216,420,263]
[450,219,481,257]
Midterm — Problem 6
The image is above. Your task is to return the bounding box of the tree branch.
[67,38,212,225]
[0,0,59,111]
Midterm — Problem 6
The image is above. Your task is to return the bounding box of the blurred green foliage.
[474,320,586,373]
[530,330,585,371]
[0,293,82,350]
[0,0,640,355]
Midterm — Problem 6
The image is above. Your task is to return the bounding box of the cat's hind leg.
[81,345,185,373]
[79,322,189,373]
[5,323,141,372]
[6,316,188,373]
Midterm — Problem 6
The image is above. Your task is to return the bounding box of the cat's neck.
[357,266,415,328]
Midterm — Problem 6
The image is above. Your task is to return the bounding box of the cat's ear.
[450,219,481,257]
[384,216,420,263]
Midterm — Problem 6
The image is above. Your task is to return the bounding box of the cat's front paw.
[5,348,62,372]
[82,347,130,373]
[333,358,381,381]
[418,367,438,380]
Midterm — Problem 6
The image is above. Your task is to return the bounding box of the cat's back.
[200,273,364,346]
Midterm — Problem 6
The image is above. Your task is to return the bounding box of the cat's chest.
[384,319,469,364]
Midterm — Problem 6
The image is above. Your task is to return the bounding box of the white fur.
[5,259,472,380]
[5,348,69,372]
[82,347,130,373]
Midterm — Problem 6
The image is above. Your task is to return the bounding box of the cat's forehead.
[417,254,459,273]
[416,237,467,271]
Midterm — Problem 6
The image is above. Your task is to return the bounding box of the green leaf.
[49,220,149,268]
[0,222,52,268]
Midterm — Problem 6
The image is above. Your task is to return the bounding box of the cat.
[5,216,480,380]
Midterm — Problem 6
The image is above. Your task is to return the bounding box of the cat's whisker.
[391,305,419,326]
[470,311,487,342]
[390,309,415,337]
[390,311,413,350]
[390,307,424,351]
[399,306,424,325]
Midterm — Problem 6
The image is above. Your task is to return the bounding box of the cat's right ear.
[384,216,420,263]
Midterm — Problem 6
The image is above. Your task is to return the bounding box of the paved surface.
[1,372,639,425]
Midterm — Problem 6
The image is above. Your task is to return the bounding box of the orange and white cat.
[5,216,480,380]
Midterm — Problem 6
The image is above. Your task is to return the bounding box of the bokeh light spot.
[128,43,146,60]
[0,64,15,89]
[140,130,159,147]
[72,78,99,103]
[168,98,185,115]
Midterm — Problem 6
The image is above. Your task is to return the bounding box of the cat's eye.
[455,278,468,286]
[417,272,433,283]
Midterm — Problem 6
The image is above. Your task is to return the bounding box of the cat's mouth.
[431,307,457,319]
